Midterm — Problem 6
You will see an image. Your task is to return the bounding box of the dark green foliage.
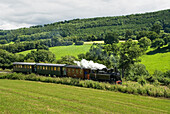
[151,24,162,34]
[136,31,148,40]
[75,41,84,45]
[125,30,133,40]
[104,32,119,44]
[153,70,170,86]
[57,55,78,65]
[147,31,159,41]
[138,37,151,51]
[0,9,169,45]
[78,43,119,68]
[119,39,144,78]
[164,70,170,78]
[151,38,165,49]
[0,40,8,44]
[146,75,157,84]
[137,76,146,86]
[163,35,170,45]
[0,49,24,69]
[25,50,56,63]
[126,64,149,81]
[37,44,49,50]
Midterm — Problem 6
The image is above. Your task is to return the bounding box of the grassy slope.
[140,46,170,74]
[49,44,92,60]
[0,79,169,114]
[18,44,91,60]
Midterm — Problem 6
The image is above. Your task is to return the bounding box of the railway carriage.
[13,62,36,73]
[66,65,91,79]
[36,63,66,76]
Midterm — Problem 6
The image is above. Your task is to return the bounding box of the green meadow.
[140,46,170,74]
[0,79,169,114]
[49,44,92,60]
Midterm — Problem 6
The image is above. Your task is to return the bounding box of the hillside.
[0,79,169,113]
[0,9,169,43]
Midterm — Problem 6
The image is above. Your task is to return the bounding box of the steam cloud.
[74,59,106,70]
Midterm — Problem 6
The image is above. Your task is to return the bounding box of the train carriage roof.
[66,65,81,68]
[66,65,90,69]
[36,63,66,67]
[13,62,36,65]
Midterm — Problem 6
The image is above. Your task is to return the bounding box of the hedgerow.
[0,73,169,98]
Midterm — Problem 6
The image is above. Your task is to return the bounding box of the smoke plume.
[74,59,106,70]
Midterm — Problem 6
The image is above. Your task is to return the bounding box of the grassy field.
[49,44,91,60]
[140,46,170,74]
[0,79,169,114]
[18,44,91,60]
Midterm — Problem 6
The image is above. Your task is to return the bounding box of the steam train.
[13,62,122,84]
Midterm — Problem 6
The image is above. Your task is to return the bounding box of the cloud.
[0,0,169,30]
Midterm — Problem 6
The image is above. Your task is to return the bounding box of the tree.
[163,35,170,45]
[57,55,78,65]
[151,38,165,49]
[138,37,151,51]
[0,49,15,69]
[125,30,133,40]
[151,24,162,34]
[147,31,159,41]
[104,32,119,44]
[0,40,8,44]
[25,50,56,63]
[118,39,143,78]
[37,44,49,50]
[126,63,149,81]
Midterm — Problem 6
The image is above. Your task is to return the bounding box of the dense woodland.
[0,9,169,53]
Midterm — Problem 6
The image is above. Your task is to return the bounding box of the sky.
[0,0,169,30]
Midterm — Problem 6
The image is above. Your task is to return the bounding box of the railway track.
[0,71,12,73]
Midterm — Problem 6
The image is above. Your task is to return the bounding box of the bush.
[75,41,84,45]
[137,76,146,86]
[126,64,149,81]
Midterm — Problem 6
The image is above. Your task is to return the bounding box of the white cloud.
[0,0,169,30]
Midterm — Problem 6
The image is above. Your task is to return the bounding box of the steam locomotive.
[13,62,122,84]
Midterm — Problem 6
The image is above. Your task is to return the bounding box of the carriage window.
[68,68,70,72]
[51,67,53,71]
[27,65,29,69]
[63,68,65,71]
[30,66,32,69]
[76,69,78,74]
[57,67,60,71]
[72,69,75,73]
[54,67,56,71]
[46,66,48,70]
[43,66,45,70]
[80,70,83,74]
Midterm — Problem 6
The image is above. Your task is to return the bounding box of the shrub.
[126,64,149,81]
[137,76,146,86]
[75,41,84,45]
